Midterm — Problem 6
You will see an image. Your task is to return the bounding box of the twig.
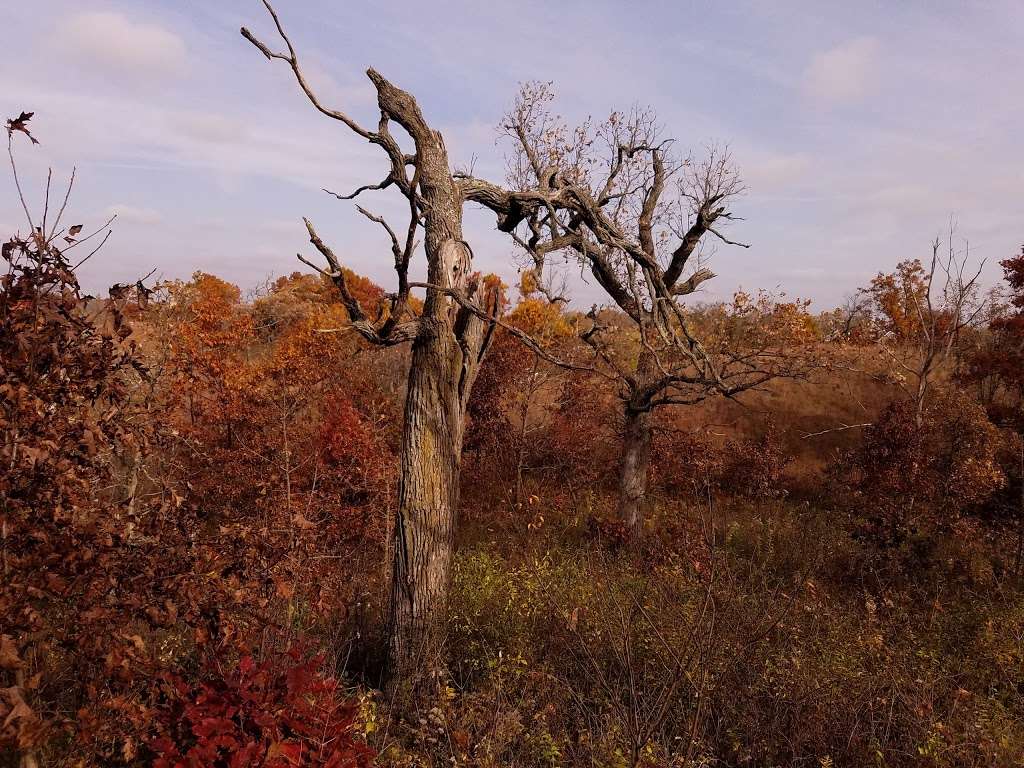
[800,422,872,439]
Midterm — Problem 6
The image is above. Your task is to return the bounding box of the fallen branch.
[800,422,872,439]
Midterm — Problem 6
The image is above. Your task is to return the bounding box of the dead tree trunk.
[388,312,476,681]
[617,406,652,539]
[615,345,660,540]
[380,121,491,682]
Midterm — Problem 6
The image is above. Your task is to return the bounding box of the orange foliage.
[507,297,574,340]
[862,259,932,341]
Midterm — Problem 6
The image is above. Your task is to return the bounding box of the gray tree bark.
[617,406,652,540]
[387,320,461,678]
[615,346,659,540]
[387,268,491,681]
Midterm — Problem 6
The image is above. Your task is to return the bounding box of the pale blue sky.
[2,1,1022,308]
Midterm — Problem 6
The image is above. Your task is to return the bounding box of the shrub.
[0,184,202,764]
[842,390,1011,547]
[654,420,790,500]
[151,648,373,768]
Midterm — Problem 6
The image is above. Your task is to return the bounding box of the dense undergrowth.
[424,500,1024,768]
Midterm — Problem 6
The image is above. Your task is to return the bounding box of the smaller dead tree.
[836,291,873,341]
[863,230,987,428]
[463,84,809,539]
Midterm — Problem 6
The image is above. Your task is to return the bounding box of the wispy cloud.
[803,37,880,106]
[55,11,189,81]
[103,204,162,225]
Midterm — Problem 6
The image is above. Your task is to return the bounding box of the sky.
[2,0,1022,309]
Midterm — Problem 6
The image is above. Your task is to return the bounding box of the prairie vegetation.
[3,8,1024,767]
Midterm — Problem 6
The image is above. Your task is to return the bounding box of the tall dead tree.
[242,4,795,672]
[241,4,502,683]
[241,6,584,682]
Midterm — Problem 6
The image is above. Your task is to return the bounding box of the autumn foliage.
[0,253,384,764]
[841,391,1013,546]
[5,112,1024,767]
[1,218,199,760]
[151,649,373,768]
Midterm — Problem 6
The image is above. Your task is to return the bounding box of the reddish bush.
[543,373,618,488]
[318,395,394,544]
[653,429,725,496]
[0,188,213,763]
[463,330,533,461]
[722,421,790,498]
[654,420,789,499]
[151,648,373,768]
[842,391,1010,545]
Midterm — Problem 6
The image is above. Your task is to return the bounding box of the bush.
[0,206,203,764]
[151,648,373,768]
[841,390,1011,547]
[437,508,1024,768]
[654,420,790,500]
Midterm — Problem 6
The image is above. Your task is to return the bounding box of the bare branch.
[800,422,872,439]
[707,227,750,248]
[48,167,76,245]
[71,229,113,271]
[355,205,402,261]
[322,177,393,201]
[7,129,35,232]
[672,267,716,296]
[241,1,374,139]
[63,215,117,252]
[301,217,365,323]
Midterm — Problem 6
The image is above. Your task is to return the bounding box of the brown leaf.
[275,579,295,599]
[0,685,42,747]
[6,111,39,144]
[0,635,23,671]
[45,572,69,594]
